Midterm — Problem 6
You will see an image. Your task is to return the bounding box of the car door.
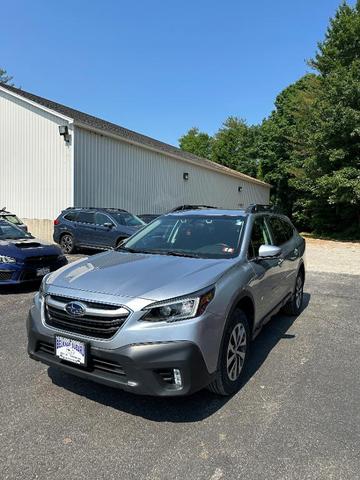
[73,211,97,246]
[247,215,284,322]
[94,212,117,248]
[267,216,299,298]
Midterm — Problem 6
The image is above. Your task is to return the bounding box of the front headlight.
[0,255,16,264]
[141,287,215,323]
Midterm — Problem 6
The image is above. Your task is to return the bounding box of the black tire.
[283,271,304,316]
[207,308,250,396]
[60,233,76,254]
[115,237,126,249]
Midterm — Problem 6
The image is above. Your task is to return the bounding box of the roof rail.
[246,204,276,214]
[170,204,217,212]
[64,206,127,212]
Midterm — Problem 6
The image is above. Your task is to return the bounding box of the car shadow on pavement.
[0,281,41,295]
[48,292,310,423]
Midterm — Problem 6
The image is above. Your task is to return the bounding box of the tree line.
[179,1,360,239]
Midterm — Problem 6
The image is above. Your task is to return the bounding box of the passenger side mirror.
[103,222,113,229]
[258,244,281,259]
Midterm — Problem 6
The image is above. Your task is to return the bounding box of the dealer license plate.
[36,266,50,277]
[55,336,86,365]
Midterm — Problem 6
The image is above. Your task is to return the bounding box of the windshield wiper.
[162,251,201,258]
[116,246,200,258]
[116,246,154,254]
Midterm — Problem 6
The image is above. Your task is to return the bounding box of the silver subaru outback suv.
[27,205,305,396]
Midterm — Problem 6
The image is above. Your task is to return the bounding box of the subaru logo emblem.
[65,301,86,317]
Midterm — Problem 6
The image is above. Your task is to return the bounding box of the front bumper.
[27,312,214,396]
[0,259,67,285]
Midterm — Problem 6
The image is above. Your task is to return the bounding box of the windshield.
[2,214,22,225]
[122,214,246,259]
[112,212,145,227]
[0,220,31,240]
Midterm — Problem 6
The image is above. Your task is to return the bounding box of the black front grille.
[92,358,126,376]
[36,341,126,377]
[25,255,59,266]
[44,296,129,339]
[0,271,13,281]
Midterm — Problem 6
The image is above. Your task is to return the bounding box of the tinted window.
[248,216,272,258]
[282,220,294,240]
[269,217,293,246]
[2,214,22,225]
[77,212,95,224]
[95,212,113,225]
[112,213,145,227]
[64,211,78,222]
[0,220,28,239]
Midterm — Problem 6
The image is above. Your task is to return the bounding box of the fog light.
[173,369,182,387]
[127,380,138,387]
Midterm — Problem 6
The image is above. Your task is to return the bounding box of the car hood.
[48,250,233,301]
[0,238,62,260]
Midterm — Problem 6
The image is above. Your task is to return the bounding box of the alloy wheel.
[61,235,73,254]
[226,323,247,381]
[295,275,303,309]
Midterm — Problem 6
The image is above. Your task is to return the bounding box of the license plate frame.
[55,335,88,366]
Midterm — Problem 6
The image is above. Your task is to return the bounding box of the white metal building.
[0,83,270,240]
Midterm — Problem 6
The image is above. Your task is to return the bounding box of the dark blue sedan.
[0,220,67,285]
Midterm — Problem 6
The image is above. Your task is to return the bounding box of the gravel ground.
[0,240,359,480]
[305,237,360,275]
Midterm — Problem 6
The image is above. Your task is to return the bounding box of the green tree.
[179,127,213,160]
[211,117,259,177]
[0,68,13,85]
[255,74,320,218]
[309,1,360,75]
[296,0,360,236]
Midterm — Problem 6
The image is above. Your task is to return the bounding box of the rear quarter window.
[63,212,78,222]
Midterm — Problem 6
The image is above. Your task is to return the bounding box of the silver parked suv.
[27,205,305,396]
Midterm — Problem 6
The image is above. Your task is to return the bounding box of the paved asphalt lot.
[1,256,359,479]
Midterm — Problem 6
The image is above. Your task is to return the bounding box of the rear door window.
[95,212,113,225]
[268,217,293,246]
[76,212,95,224]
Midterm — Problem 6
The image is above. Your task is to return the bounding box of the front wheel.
[207,308,250,396]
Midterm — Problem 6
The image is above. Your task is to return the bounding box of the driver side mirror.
[103,222,113,229]
[258,244,281,259]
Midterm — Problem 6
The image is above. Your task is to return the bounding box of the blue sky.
[1,0,354,146]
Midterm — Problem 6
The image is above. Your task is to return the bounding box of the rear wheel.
[283,271,304,315]
[207,308,250,396]
[60,233,75,254]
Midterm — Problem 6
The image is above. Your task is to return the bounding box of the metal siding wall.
[74,128,270,213]
[0,91,72,219]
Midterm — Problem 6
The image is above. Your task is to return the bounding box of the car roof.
[166,208,248,217]
[165,208,289,219]
[65,207,129,214]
